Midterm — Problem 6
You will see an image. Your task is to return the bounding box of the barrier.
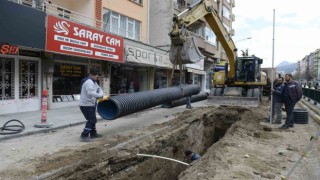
[35,90,53,128]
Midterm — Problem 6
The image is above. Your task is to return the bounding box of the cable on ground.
[0,119,25,135]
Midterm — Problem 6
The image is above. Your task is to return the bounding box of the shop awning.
[125,43,173,69]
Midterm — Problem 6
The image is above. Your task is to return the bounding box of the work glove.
[98,96,109,103]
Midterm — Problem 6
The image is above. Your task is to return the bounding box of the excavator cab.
[235,56,263,82]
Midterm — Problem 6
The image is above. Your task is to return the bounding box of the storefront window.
[19,59,39,99]
[206,72,213,90]
[172,71,185,86]
[154,70,167,89]
[110,65,147,94]
[193,74,203,90]
[53,63,86,102]
[0,57,15,100]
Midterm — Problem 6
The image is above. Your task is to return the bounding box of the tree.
[304,67,313,81]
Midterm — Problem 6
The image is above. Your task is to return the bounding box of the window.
[53,63,86,102]
[0,57,15,100]
[103,9,141,41]
[131,0,143,5]
[222,5,230,20]
[57,7,71,19]
[19,60,39,99]
[205,27,216,46]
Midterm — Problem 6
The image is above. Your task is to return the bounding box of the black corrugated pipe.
[162,92,208,108]
[97,85,200,120]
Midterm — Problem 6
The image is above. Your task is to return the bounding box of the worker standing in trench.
[185,150,201,162]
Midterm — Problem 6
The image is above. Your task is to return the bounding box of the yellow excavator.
[168,0,267,107]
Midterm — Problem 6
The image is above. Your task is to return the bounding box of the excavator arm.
[169,0,237,80]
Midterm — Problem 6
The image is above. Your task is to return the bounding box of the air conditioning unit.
[231,0,235,7]
[230,14,235,21]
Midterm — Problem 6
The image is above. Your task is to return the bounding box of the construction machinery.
[168,0,267,107]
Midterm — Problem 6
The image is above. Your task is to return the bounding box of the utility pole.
[269,9,275,124]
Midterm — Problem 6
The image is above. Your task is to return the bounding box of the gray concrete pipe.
[162,92,208,108]
[97,85,200,120]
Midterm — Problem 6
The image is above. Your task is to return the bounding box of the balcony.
[10,0,145,43]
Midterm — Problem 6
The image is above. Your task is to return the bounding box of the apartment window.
[19,60,39,99]
[0,57,15,100]
[131,0,143,5]
[205,27,216,46]
[57,7,71,19]
[103,9,141,41]
[222,5,230,20]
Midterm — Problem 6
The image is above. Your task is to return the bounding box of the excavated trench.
[36,107,245,180]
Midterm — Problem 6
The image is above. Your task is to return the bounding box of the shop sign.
[0,44,19,55]
[46,15,124,62]
[125,44,172,68]
[185,58,204,70]
[187,68,206,75]
[53,63,86,77]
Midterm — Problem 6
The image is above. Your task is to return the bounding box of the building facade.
[0,0,235,115]
[149,0,235,92]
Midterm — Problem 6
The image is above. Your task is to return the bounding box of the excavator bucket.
[169,36,204,64]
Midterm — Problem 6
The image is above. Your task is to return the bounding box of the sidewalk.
[0,99,212,141]
[0,105,87,141]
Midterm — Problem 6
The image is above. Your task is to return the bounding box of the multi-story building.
[297,49,320,81]
[308,52,315,79]
[296,60,301,78]
[0,0,171,114]
[0,0,236,115]
[314,49,320,80]
[100,0,173,94]
[300,55,308,79]
[149,0,235,92]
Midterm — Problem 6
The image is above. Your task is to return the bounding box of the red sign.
[46,15,124,62]
[0,44,19,55]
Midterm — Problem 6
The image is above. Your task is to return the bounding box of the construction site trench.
[3,98,320,180]
[28,106,246,180]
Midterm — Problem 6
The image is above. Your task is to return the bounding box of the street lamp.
[235,37,252,42]
[235,37,252,56]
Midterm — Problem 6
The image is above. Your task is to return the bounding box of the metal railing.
[302,87,320,105]
[9,0,148,43]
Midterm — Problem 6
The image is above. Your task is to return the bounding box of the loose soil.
[0,98,320,180]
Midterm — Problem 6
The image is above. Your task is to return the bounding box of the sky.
[232,0,320,68]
